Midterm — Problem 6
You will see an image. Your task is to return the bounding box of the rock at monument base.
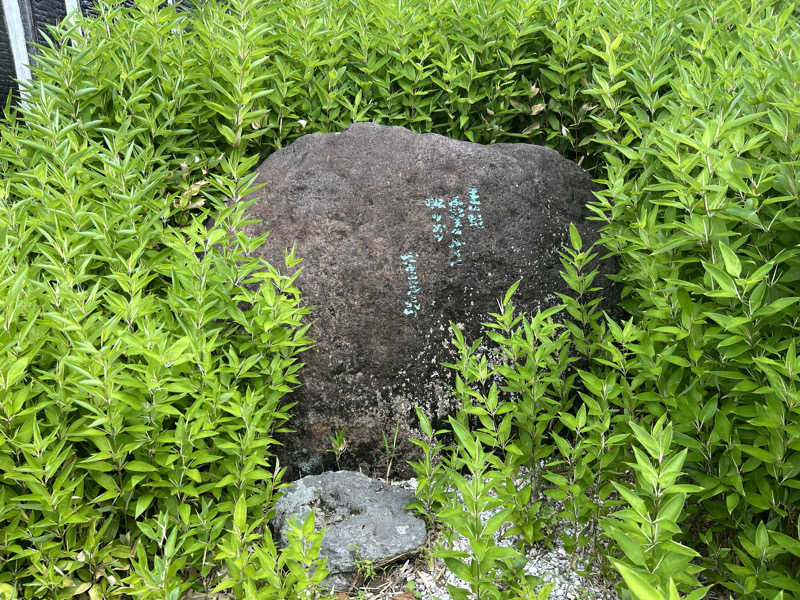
[215,121,619,478]
[270,470,427,591]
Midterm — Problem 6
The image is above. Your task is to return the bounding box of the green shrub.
[408,0,800,599]
[0,0,328,596]
[584,0,800,596]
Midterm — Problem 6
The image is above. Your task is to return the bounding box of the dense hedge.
[0,0,798,598]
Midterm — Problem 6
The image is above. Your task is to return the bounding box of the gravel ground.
[328,475,621,600]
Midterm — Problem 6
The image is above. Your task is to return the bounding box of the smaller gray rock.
[271,470,426,589]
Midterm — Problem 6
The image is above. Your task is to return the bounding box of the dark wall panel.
[30,0,66,47]
[1,8,19,120]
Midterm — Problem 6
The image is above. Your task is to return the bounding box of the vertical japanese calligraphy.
[401,187,485,317]
[401,252,421,316]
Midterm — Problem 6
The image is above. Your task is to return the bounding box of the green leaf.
[135,494,155,518]
[611,481,648,520]
[178,503,191,524]
[5,357,29,388]
[723,206,762,228]
[661,354,690,367]
[78,460,115,472]
[612,561,664,599]
[416,406,432,438]
[657,493,686,524]
[754,521,769,553]
[482,507,513,539]
[446,584,470,600]
[448,417,477,459]
[127,461,157,472]
[503,279,521,307]
[771,531,800,558]
[569,223,582,251]
[738,444,774,463]
[702,261,739,297]
[718,242,742,278]
[234,494,247,533]
[629,421,660,460]
[442,556,472,582]
[754,297,800,318]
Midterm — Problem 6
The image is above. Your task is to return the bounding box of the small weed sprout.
[381,423,401,480]
[328,428,349,470]
[348,543,377,584]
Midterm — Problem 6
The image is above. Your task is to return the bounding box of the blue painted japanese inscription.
[402,187,485,317]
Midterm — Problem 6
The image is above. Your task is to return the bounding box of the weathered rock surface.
[217,122,618,477]
[271,470,427,590]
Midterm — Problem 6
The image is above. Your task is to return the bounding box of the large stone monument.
[209,122,617,478]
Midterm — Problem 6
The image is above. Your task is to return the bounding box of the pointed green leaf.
[5,357,29,388]
[612,561,665,600]
[127,461,157,472]
[569,223,582,251]
[135,494,155,518]
[718,242,742,278]
[234,494,247,532]
[771,531,800,558]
